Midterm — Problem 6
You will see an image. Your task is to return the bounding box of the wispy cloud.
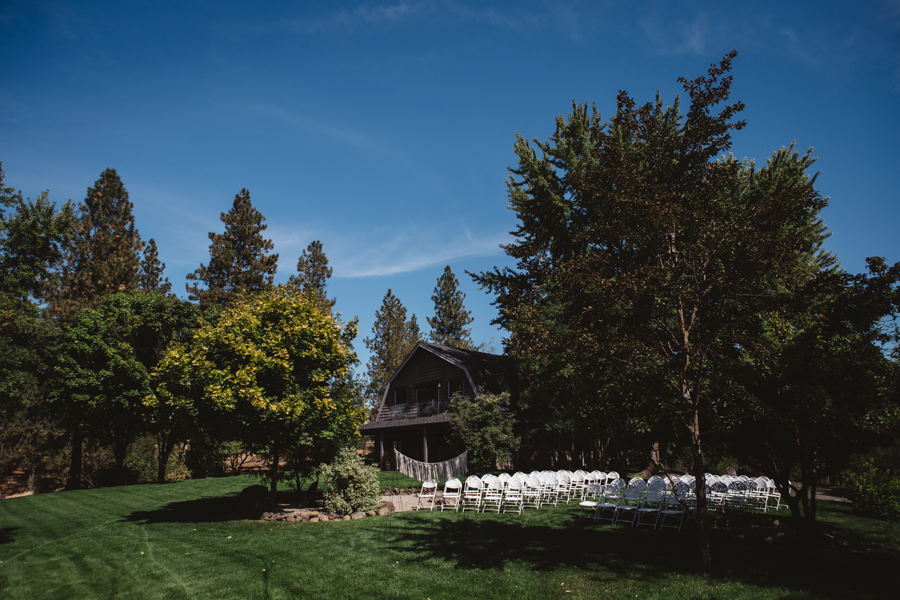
[332,227,509,277]
[277,0,436,34]
[246,104,384,155]
[639,10,711,55]
[263,0,592,41]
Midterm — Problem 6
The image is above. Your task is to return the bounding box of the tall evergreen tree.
[50,168,142,489]
[364,289,421,404]
[289,240,335,311]
[427,265,474,348]
[137,238,171,295]
[54,168,143,319]
[186,188,278,309]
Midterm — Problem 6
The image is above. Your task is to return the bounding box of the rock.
[309,511,318,519]
[366,510,377,517]
[309,517,319,523]
[287,514,298,522]
[351,511,366,520]
[322,514,331,522]
[773,519,781,528]
[301,514,310,522]
[343,515,351,521]
[377,506,391,516]
[380,501,396,513]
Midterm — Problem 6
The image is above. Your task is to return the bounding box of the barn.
[360,341,514,470]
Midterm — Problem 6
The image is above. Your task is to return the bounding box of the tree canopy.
[186,188,278,310]
[55,169,143,319]
[427,265,474,349]
[364,289,421,405]
[154,286,362,503]
[471,51,846,570]
[51,291,201,485]
[290,240,335,312]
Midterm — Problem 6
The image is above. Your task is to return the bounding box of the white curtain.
[394,449,467,483]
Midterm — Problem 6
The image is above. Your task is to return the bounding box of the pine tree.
[364,289,421,404]
[55,168,142,319]
[289,240,335,311]
[186,188,278,309]
[137,238,171,295]
[427,265,474,349]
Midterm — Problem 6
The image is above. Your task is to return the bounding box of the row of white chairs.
[415,471,785,517]
[578,481,690,531]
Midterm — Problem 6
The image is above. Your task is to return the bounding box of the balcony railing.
[378,398,450,421]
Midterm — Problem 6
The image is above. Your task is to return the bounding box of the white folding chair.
[503,478,524,515]
[415,480,438,511]
[461,475,483,512]
[481,479,504,513]
[441,478,462,512]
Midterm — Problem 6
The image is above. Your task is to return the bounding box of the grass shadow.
[0,526,20,545]
[119,489,301,524]
[380,505,898,599]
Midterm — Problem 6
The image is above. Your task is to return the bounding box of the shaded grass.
[1,476,897,599]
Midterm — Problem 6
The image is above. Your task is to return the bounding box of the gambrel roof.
[359,341,514,432]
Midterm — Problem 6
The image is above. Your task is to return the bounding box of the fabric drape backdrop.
[394,449,467,483]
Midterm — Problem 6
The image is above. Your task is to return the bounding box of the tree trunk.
[156,438,175,485]
[269,443,279,511]
[646,441,661,476]
[65,431,83,490]
[691,408,712,573]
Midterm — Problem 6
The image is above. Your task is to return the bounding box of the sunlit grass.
[1,476,897,599]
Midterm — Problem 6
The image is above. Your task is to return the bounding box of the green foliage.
[51,291,201,484]
[364,288,421,404]
[0,165,74,492]
[55,168,143,319]
[155,285,363,496]
[427,265,474,349]
[124,435,189,484]
[845,461,900,522]
[290,240,336,312]
[186,188,278,310]
[0,164,75,302]
[137,238,171,294]
[321,447,381,514]
[445,392,519,471]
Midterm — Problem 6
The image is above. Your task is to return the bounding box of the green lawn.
[1,475,898,599]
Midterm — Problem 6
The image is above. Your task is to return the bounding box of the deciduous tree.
[186,188,278,309]
[51,292,201,485]
[473,52,831,571]
[155,286,362,506]
[0,164,74,490]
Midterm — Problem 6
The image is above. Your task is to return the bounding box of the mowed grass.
[1,476,898,599]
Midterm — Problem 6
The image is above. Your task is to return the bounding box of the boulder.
[377,505,391,516]
[366,510,377,517]
[309,511,318,519]
[309,517,319,523]
[380,501,396,513]
[320,515,329,522]
[351,511,366,520]
[343,515,351,521]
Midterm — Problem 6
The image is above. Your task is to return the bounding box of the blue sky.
[2,1,899,371]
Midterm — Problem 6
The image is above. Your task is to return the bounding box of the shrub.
[845,460,900,522]
[321,447,381,515]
